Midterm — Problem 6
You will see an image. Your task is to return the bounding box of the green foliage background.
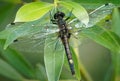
[0,0,120,81]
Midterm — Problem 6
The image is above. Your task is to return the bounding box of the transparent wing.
[9,22,59,52]
[6,23,59,39]
[68,3,115,29]
[87,3,115,27]
[68,3,115,48]
[10,3,115,52]
[10,36,45,53]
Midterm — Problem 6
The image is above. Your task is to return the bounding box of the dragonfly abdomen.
[61,35,75,75]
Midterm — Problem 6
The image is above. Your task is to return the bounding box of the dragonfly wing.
[87,3,115,27]
[67,3,115,44]
[9,23,59,53]
[10,37,45,53]
[68,3,115,30]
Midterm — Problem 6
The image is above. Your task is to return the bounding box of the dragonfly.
[9,3,115,75]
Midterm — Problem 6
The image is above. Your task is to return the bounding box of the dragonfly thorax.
[54,11,65,19]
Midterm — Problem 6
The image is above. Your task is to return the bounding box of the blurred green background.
[0,0,120,81]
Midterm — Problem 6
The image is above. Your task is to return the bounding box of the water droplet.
[75,32,78,35]
[69,27,72,29]
[75,24,79,28]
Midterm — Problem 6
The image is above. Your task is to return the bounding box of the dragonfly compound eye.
[54,11,65,19]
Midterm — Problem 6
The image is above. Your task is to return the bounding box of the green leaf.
[15,1,53,22]
[81,26,120,53]
[111,52,120,81]
[59,80,79,81]
[0,2,18,30]
[0,40,35,78]
[59,1,89,25]
[64,0,120,9]
[35,64,47,81]
[0,0,21,4]
[44,34,65,81]
[111,7,120,81]
[112,8,120,37]
[104,64,114,81]
[0,58,23,80]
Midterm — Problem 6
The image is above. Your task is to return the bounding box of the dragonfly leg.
[67,33,71,39]
[51,19,57,24]
[49,10,57,24]
[71,33,79,39]
[54,37,60,50]
[65,9,73,21]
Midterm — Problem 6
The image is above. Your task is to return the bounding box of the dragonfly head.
[54,11,65,19]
